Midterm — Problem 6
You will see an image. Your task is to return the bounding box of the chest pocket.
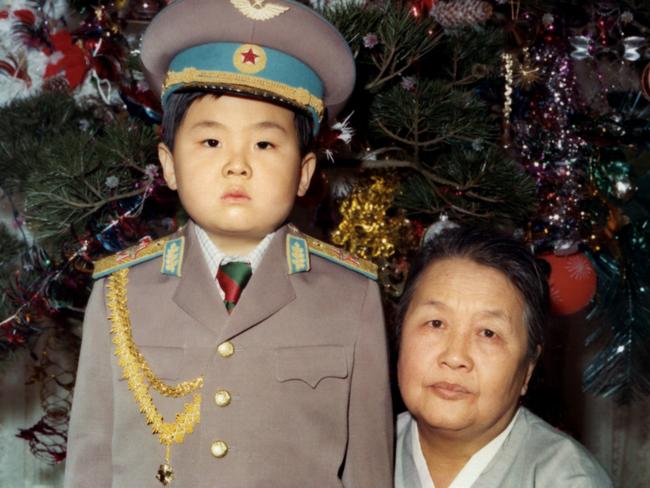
[275,345,348,388]
[124,345,184,381]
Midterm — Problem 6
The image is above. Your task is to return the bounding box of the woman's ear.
[158,143,178,190]
[520,345,542,396]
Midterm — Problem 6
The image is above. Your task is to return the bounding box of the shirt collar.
[194,223,276,278]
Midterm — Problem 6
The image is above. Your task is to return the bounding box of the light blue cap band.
[162,42,324,133]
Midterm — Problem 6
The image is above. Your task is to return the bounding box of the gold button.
[211,440,228,458]
[214,389,231,407]
[217,341,235,358]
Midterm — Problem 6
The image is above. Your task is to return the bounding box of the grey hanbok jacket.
[395,407,612,488]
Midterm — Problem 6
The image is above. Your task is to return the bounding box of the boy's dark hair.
[394,225,549,361]
[160,90,314,156]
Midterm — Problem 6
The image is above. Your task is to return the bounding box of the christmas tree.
[324,0,650,404]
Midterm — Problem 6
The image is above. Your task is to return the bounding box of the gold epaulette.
[286,227,377,280]
[92,234,186,279]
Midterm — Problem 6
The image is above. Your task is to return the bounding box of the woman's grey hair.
[395,225,550,361]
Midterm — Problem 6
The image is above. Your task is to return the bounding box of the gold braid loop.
[106,268,204,479]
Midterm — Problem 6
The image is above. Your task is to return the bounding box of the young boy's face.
[158,94,316,254]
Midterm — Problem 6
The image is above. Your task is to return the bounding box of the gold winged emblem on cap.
[230,0,289,21]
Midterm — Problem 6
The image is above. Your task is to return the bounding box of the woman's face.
[397,257,537,445]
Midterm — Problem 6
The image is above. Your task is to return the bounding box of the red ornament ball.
[540,252,597,316]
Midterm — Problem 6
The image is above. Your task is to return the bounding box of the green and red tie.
[216,261,252,313]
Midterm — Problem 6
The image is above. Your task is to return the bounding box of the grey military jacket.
[64,222,393,487]
[395,407,612,488]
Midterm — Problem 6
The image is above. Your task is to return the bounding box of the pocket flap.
[275,345,348,388]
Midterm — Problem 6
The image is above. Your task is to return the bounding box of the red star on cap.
[241,48,259,64]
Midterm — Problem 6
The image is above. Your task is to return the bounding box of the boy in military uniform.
[64,0,393,486]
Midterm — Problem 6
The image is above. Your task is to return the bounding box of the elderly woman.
[394,226,612,488]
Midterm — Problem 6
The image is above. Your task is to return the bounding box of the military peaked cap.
[140,0,355,132]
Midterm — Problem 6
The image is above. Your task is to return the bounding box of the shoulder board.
[92,235,185,279]
[286,227,377,280]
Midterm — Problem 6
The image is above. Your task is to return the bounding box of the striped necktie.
[216,261,252,313]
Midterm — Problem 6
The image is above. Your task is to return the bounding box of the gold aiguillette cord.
[107,268,204,485]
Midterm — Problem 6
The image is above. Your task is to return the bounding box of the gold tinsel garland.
[331,174,411,261]
[106,268,204,485]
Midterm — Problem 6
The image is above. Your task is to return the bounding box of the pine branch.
[0,93,96,194]
[96,118,158,174]
[320,1,385,56]
[368,7,440,90]
[22,119,158,250]
[0,225,25,318]
[392,146,536,225]
[322,2,440,91]
[584,223,650,403]
[439,26,506,83]
[362,158,465,188]
[370,78,497,157]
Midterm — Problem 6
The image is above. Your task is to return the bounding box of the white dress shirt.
[194,223,275,298]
